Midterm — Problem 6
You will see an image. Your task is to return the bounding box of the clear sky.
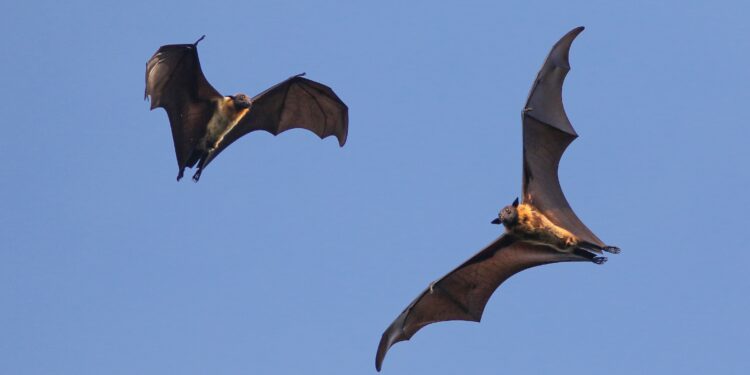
[1,0,748,374]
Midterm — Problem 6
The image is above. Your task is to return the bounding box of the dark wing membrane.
[375,235,584,371]
[145,43,222,171]
[202,74,348,167]
[521,26,605,248]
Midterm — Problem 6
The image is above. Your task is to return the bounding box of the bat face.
[491,197,519,226]
[498,204,519,227]
[232,93,252,109]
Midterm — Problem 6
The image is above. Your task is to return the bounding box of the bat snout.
[491,218,501,225]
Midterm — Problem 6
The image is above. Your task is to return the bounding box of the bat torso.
[199,97,250,152]
[509,203,579,252]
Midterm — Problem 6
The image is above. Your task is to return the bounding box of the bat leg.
[591,257,607,265]
[602,246,621,254]
[579,241,621,255]
[192,152,210,182]
[592,256,607,265]
[574,248,607,265]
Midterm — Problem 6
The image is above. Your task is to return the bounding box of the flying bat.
[145,36,348,182]
[375,27,620,371]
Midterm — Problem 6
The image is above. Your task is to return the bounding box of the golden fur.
[510,203,579,252]
[200,97,250,151]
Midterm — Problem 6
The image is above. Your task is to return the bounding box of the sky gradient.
[1,1,749,374]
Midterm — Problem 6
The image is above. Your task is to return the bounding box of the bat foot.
[192,170,202,182]
[592,256,607,265]
[177,170,184,181]
[603,246,620,254]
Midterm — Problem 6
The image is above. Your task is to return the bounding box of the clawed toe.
[603,246,621,254]
[593,256,608,265]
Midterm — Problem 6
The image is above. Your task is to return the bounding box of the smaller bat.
[375,27,620,371]
[145,36,348,182]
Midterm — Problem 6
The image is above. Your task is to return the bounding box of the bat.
[145,36,348,182]
[375,26,620,371]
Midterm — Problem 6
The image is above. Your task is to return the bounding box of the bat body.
[203,96,250,153]
[496,199,584,255]
[375,27,620,371]
[145,36,348,181]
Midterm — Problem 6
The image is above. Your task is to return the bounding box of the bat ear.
[512,197,519,207]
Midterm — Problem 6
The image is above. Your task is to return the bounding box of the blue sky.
[1,0,749,374]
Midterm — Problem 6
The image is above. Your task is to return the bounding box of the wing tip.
[550,26,585,69]
[338,104,349,147]
[522,26,585,135]
[375,333,388,371]
[375,330,399,372]
[375,310,410,371]
[314,130,346,146]
[565,26,585,42]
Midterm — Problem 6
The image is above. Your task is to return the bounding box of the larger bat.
[375,27,620,371]
[145,36,348,182]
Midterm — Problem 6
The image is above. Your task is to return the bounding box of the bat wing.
[375,235,584,371]
[521,26,605,248]
[145,38,222,174]
[202,74,348,168]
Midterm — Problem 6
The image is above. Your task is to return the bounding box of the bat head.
[232,93,252,109]
[491,197,519,227]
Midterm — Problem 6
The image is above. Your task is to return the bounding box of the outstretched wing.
[375,235,584,371]
[202,74,348,168]
[521,26,605,248]
[145,38,222,174]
